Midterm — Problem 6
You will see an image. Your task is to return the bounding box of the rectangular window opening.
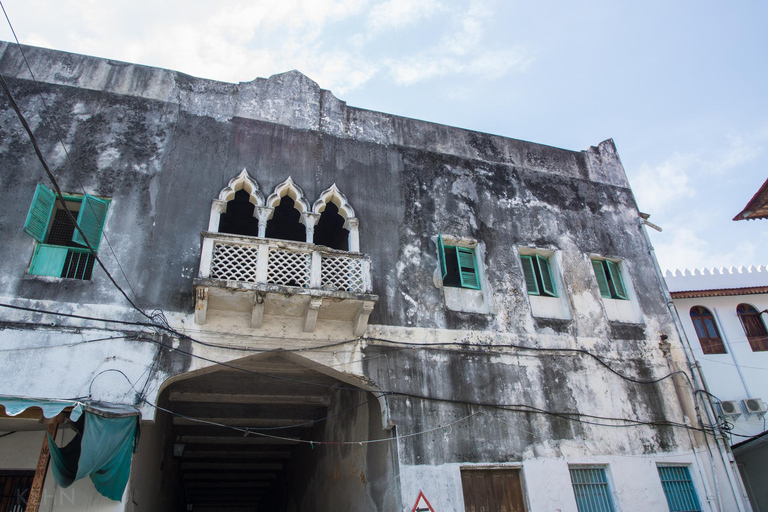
[658,466,701,512]
[569,466,616,512]
[439,235,481,290]
[24,184,108,281]
[592,259,628,300]
[521,253,557,297]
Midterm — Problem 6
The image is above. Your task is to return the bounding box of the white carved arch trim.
[266,177,311,222]
[312,184,356,228]
[217,168,265,206]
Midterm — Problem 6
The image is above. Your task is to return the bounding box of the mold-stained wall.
[0,42,746,511]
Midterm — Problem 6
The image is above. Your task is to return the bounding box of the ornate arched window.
[737,304,768,352]
[689,306,726,354]
[209,169,265,236]
[310,184,359,252]
[264,177,311,243]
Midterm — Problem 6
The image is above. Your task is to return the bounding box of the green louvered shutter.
[72,195,109,251]
[29,245,69,277]
[592,260,611,298]
[606,260,627,300]
[536,254,557,297]
[438,234,447,280]
[520,255,539,295]
[23,183,56,242]
[457,247,480,290]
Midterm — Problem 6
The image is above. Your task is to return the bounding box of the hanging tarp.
[0,395,139,502]
[0,395,84,420]
[47,410,139,501]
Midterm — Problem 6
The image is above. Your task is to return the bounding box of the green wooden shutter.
[438,234,447,280]
[520,255,539,295]
[457,247,480,290]
[536,254,557,297]
[23,183,56,242]
[592,260,611,298]
[72,195,109,251]
[29,244,68,277]
[606,260,627,300]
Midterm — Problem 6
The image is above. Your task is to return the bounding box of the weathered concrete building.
[0,42,752,511]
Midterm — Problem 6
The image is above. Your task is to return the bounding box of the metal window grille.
[321,255,364,293]
[211,242,261,282]
[267,248,311,288]
[658,466,701,512]
[0,472,34,512]
[62,248,95,279]
[570,467,616,512]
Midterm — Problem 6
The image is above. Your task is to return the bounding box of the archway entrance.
[156,352,397,511]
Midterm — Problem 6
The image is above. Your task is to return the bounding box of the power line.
[0,72,151,320]
[0,0,144,310]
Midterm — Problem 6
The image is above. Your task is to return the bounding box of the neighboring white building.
[666,265,768,511]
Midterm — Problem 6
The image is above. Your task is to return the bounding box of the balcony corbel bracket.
[251,292,266,328]
[303,297,323,333]
[195,287,209,325]
[353,300,376,336]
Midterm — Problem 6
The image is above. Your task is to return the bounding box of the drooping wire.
[0,0,144,310]
[0,73,152,321]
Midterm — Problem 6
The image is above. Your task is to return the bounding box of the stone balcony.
[193,232,377,335]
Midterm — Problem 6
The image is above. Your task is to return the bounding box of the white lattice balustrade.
[210,242,261,282]
[267,248,311,287]
[321,255,364,293]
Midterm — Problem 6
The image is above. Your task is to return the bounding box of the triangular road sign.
[411,490,435,512]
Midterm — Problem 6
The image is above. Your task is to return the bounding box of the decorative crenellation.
[665,265,768,292]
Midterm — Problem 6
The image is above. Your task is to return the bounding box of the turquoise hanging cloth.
[47,410,139,501]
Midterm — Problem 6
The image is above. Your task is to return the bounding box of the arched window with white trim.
[209,168,265,236]
[264,178,311,243]
[311,184,359,252]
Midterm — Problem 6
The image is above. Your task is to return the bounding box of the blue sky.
[1,0,766,272]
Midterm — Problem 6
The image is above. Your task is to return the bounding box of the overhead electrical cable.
[0,73,152,321]
[0,0,144,309]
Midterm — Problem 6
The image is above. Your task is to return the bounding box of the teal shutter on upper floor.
[29,244,69,277]
[23,183,56,242]
[72,195,109,251]
[536,254,557,297]
[438,234,447,280]
[457,247,480,290]
[606,260,627,300]
[592,260,611,298]
[520,255,539,295]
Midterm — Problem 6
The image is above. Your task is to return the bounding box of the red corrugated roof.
[734,177,768,221]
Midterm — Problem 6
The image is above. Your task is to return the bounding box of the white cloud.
[652,226,760,273]
[1,0,529,95]
[366,0,442,33]
[632,134,765,214]
[631,153,697,213]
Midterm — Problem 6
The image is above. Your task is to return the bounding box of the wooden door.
[461,468,527,512]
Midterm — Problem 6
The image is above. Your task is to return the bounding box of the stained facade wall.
[0,41,747,511]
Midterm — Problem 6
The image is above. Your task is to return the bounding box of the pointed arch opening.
[313,201,349,250]
[265,195,306,242]
[264,178,311,243]
[212,168,265,235]
[312,184,358,252]
[219,189,259,236]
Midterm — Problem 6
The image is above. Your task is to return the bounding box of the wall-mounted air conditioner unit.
[717,400,742,419]
[741,398,768,418]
